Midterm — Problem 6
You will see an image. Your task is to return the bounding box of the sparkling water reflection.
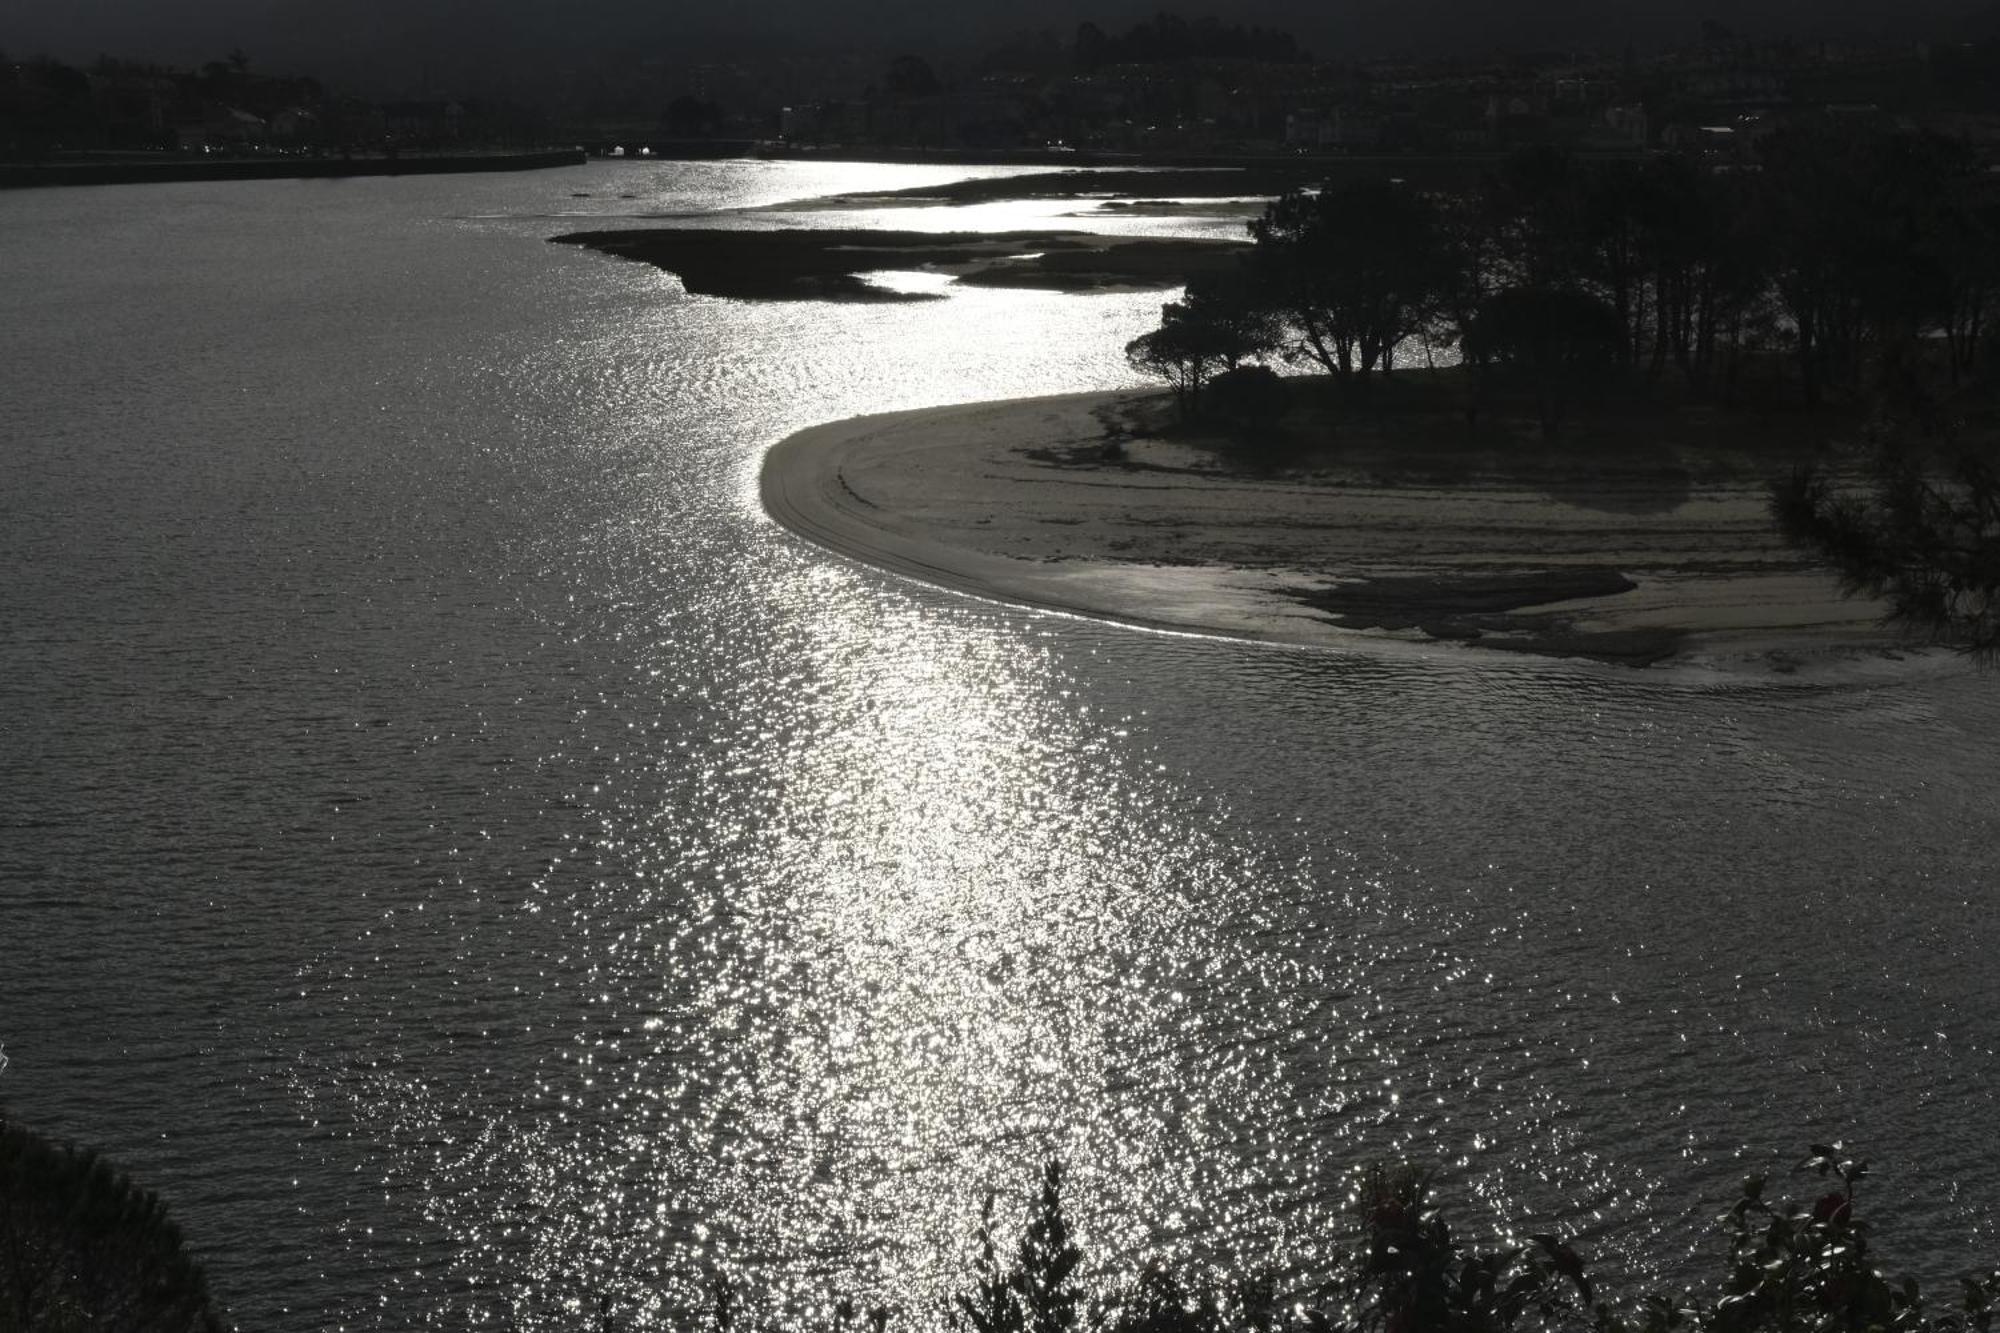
[0,162,1996,1331]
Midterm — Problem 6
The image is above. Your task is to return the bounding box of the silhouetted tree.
[1454,148,1777,397]
[1878,132,2000,389]
[1772,433,2000,659]
[952,1190,1020,1333]
[1174,272,1281,368]
[1933,181,2000,385]
[1488,146,1594,292]
[1625,156,1772,394]
[1339,1164,1594,1333]
[1748,125,2000,409]
[1755,127,1893,407]
[1578,158,1651,368]
[1126,316,1235,421]
[0,1117,225,1331]
[1126,277,1276,421]
[949,1162,1082,1333]
[1014,1162,1082,1333]
[707,1146,2000,1332]
[1434,188,1513,366]
[1469,286,1624,436]
[1250,180,1452,392]
[1207,366,1290,433]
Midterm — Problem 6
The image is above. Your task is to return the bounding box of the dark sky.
[8,0,1998,77]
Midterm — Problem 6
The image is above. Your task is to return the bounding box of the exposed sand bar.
[761,389,1913,671]
[551,228,1247,301]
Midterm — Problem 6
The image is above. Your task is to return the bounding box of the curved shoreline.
[761,389,1923,674]
[761,391,1369,650]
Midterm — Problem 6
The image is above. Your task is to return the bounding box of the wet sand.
[760,388,1917,672]
[551,228,1247,301]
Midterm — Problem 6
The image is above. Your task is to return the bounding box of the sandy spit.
[759,389,1933,676]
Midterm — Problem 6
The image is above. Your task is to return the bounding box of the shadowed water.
[1,161,1996,1330]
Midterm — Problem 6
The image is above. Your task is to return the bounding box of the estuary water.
[1,160,1996,1330]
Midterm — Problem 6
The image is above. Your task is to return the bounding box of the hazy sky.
[7,0,1997,74]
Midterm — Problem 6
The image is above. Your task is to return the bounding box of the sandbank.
[761,388,1920,672]
[550,228,1246,301]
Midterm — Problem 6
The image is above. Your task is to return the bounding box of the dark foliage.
[1686,1146,2000,1333]
[705,1146,2000,1333]
[1249,181,1453,390]
[1468,286,1625,436]
[951,1163,1085,1333]
[1126,281,1277,421]
[1771,432,2000,658]
[1333,1164,1593,1333]
[1164,131,1999,416]
[1207,365,1291,432]
[0,1118,224,1333]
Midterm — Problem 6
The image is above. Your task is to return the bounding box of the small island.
[550,227,1248,301]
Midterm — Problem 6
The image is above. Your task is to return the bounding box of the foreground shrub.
[1207,367,1291,433]
[0,1116,224,1332]
[708,1144,1999,1333]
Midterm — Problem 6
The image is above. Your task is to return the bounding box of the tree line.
[1129,128,2000,431]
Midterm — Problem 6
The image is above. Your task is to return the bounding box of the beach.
[761,386,1913,671]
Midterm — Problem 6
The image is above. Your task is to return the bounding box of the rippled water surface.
[2,161,1997,1330]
